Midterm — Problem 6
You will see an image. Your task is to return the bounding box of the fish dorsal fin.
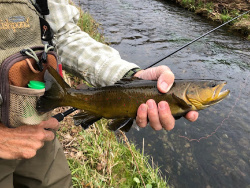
[73,111,101,130]
[172,94,192,110]
[108,118,134,132]
[114,77,143,85]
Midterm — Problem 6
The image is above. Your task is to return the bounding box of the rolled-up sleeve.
[46,0,139,86]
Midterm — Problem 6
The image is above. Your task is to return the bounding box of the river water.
[77,0,250,187]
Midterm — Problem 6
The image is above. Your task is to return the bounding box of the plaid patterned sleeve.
[46,0,140,86]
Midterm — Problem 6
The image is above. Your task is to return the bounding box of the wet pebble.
[222,134,228,138]
[184,143,191,148]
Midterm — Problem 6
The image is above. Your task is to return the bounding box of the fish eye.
[209,82,217,88]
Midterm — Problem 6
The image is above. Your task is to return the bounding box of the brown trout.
[36,66,230,131]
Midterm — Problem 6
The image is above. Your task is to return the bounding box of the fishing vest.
[0,0,59,127]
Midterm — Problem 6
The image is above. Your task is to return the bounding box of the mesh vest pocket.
[9,85,51,127]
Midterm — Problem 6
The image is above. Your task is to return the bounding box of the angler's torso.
[0,0,43,63]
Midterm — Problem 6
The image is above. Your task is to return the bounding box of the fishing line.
[145,10,250,69]
[178,74,249,142]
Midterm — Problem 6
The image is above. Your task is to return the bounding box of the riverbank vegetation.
[58,117,168,187]
[56,4,168,188]
[169,0,250,39]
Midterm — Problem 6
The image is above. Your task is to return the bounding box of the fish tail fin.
[36,66,70,113]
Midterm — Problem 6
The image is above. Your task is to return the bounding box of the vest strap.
[31,0,50,15]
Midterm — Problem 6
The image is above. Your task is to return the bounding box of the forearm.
[54,23,139,86]
[47,0,139,86]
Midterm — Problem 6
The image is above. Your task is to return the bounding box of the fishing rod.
[53,107,78,122]
[145,10,250,69]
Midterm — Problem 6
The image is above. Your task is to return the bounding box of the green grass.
[181,0,196,11]
[205,2,214,12]
[220,13,232,23]
[57,2,168,187]
[77,11,106,43]
[58,119,168,188]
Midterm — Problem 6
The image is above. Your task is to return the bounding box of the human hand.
[134,65,199,131]
[0,118,59,160]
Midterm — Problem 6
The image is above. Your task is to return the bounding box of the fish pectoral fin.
[108,118,134,132]
[172,94,192,110]
[73,111,101,130]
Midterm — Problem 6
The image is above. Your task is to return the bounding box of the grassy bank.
[58,118,168,187]
[169,0,250,39]
[56,5,168,188]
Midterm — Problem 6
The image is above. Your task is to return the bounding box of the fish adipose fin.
[36,66,70,113]
[73,111,101,130]
[108,118,134,132]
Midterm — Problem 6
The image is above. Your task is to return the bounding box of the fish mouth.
[211,81,230,104]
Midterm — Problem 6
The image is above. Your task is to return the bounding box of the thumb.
[134,66,175,93]
[157,70,174,93]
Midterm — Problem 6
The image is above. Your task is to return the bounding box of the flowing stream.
[77,0,250,187]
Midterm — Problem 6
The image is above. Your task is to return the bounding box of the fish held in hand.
[36,66,230,131]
